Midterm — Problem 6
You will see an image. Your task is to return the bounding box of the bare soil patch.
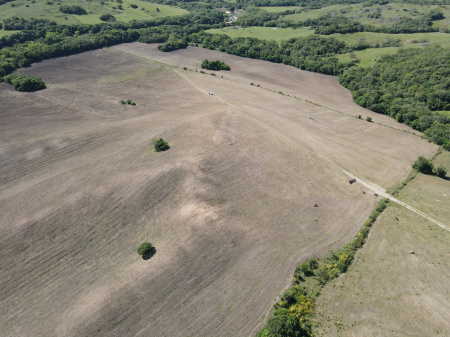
[0,44,437,337]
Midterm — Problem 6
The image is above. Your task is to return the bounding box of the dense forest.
[340,47,450,149]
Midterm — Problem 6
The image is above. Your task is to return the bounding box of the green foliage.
[340,47,450,146]
[190,33,351,76]
[312,15,366,35]
[366,116,372,122]
[434,165,447,178]
[307,258,318,269]
[137,241,153,256]
[424,122,450,146]
[152,138,169,152]
[158,35,187,52]
[120,99,136,106]
[3,73,46,91]
[59,5,87,15]
[201,59,230,71]
[99,14,116,22]
[412,156,434,175]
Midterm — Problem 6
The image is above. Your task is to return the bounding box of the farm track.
[315,150,449,232]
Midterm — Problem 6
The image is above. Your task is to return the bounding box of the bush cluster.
[152,138,169,152]
[412,156,447,178]
[59,5,87,15]
[120,99,136,106]
[201,59,230,71]
[3,73,46,91]
[99,14,116,22]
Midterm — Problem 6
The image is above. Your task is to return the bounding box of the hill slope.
[0,44,437,336]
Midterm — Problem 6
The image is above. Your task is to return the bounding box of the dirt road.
[315,150,449,232]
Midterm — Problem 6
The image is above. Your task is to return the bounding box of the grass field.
[0,0,188,25]
[336,31,450,67]
[207,26,314,42]
[315,151,450,336]
[0,43,438,336]
[337,46,414,67]
[0,29,20,37]
[259,6,303,13]
[283,3,450,29]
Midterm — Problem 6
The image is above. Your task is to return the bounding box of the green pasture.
[0,29,20,37]
[259,6,302,13]
[206,26,314,43]
[337,45,421,67]
[284,4,353,21]
[331,31,450,48]
[282,3,450,29]
[0,0,188,25]
[337,32,449,68]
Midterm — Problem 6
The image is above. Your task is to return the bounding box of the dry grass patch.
[315,172,450,336]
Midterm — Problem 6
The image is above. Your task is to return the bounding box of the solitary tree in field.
[152,138,169,152]
[137,242,155,259]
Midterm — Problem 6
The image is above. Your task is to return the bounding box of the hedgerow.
[258,198,389,337]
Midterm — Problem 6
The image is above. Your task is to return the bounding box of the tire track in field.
[175,69,449,233]
[315,150,449,233]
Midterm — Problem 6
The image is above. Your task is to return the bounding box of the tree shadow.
[160,145,170,152]
[142,247,157,260]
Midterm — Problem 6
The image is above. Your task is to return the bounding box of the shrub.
[129,4,138,8]
[121,99,136,106]
[308,258,318,269]
[99,14,116,22]
[137,242,154,257]
[59,5,87,15]
[366,116,372,122]
[201,59,230,71]
[3,73,46,92]
[412,156,434,175]
[152,138,169,152]
[434,165,447,178]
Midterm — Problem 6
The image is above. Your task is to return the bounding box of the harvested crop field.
[0,43,437,337]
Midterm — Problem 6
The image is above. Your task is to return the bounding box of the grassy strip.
[257,198,390,337]
[387,149,442,196]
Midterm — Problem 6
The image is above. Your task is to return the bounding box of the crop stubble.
[0,44,437,336]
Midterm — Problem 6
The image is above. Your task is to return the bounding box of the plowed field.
[0,43,437,337]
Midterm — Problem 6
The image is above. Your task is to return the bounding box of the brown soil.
[0,44,437,337]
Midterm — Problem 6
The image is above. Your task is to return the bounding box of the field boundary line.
[314,150,449,232]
